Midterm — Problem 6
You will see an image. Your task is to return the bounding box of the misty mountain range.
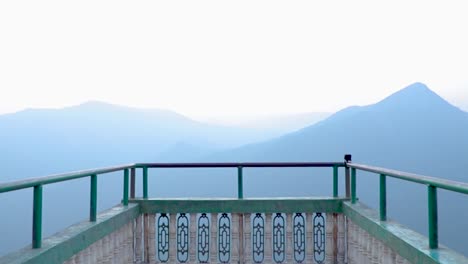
[0,101,328,181]
[1,82,467,256]
[214,82,468,170]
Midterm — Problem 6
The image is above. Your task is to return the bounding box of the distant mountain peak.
[375,82,453,110]
[387,82,436,99]
[404,81,430,90]
[392,82,434,96]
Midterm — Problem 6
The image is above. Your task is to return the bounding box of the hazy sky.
[1,1,467,118]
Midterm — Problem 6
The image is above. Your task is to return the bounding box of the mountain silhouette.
[0,100,331,255]
[214,82,468,170]
[0,101,294,180]
[0,101,303,255]
[1,83,468,256]
[208,82,468,255]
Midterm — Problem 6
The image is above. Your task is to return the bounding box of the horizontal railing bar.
[0,164,136,193]
[135,162,345,168]
[3,160,467,196]
[348,162,468,195]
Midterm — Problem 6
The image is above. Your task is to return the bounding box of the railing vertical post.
[238,166,244,199]
[123,169,129,206]
[143,166,148,199]
[90,174,97,222]
[344,154,352,198]
[428,185,438,249]
[379,174,387,221]
[333,165,338,197]
[130,168,136,199]
[351,168,356,204]
[32,185,43,249]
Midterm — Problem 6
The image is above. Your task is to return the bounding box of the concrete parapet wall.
[63,221,134,264]
[3,199,468,264]
[347,219,410,264]
[0,204,139,264]
[344,201,468,264]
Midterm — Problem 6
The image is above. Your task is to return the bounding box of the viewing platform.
[1,156,467,264]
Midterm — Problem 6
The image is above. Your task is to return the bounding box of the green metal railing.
[133,162,344,201]
[0,161,345,249]
[2,156,468,251]
[0,164,135,248]
[346,161,468,249]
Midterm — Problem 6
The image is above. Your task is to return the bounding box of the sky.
[1,0,468,119]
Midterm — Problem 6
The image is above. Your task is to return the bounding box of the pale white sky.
[1,0,467,119]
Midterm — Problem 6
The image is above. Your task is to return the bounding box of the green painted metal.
[238,166,243,199]
[351,168,356,204]
[343,201,468,264]
[379,174,387,221]
[143,166,148,199]
[123,169,129,206]
[0,164,135,193]
[2,159,468,262]
[428,185,438,249]
[333,165,338,197]
[32,185,43,249]
[348,162,468,195]
[136,162,345,168]
[0,204,139,264]
[132,197,346,214]
[90,174,97,222]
